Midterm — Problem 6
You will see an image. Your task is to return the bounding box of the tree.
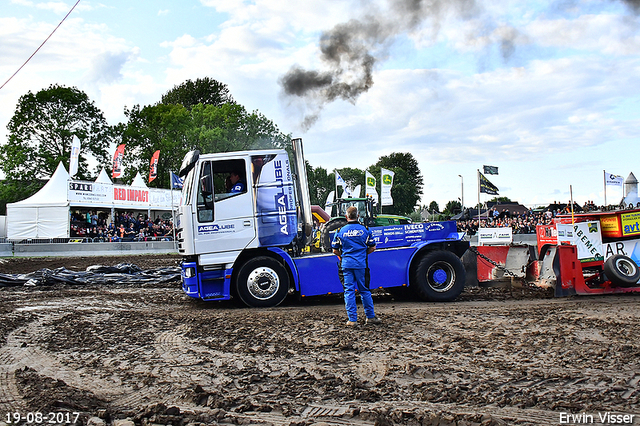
[120,100,290,187]
[444,200,462,216]
[372,152,423,216]
[189,103,290,153]
[489,196,512,203]
[161,77,235,110]
[428,201,440,213]
[334,167,365,198]
[120,103,193,187]
[307,163,334,206]
[1,84,113,183]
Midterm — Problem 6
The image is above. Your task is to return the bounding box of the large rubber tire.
[411,250,466,302]
[321,218,347,252]
[235,256,290,307]
[604,255,640,287]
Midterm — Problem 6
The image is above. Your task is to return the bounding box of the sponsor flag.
[324,190,335,215]
[381,168,395,206]
[605,171,623,187]
[149,150,160,182]
[335,170,351,197]
[69,136,80,178]
[479,172,499,195]
[112,143,125,178]
[365,170,378,203]
[170,171,183,189]
[483,165,498,175]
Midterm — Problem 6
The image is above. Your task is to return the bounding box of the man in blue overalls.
[332,206,381,326]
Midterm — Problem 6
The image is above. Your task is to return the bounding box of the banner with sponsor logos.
[477,227,513,245]
[68,180,179,209]
[370,222,459,249]
[557,221,604,263]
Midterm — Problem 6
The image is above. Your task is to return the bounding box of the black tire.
[604,255,640,287]
[235,256,289,307]
[321,218,347,252]
[411,250,466,302]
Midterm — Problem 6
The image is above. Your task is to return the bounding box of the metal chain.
[469,246,537,288]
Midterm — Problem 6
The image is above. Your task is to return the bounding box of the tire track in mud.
[0,312,118,412]
[1,286,639,425]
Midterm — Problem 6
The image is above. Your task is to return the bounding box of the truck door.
[194,158,256,254]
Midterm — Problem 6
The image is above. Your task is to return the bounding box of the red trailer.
[534,208,640,296]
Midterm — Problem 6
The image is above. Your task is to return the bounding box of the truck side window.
[197,161,214,222]
[212,159,247,201]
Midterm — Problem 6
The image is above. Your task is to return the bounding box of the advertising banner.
[112,144,125,178]
[478,227,513,245]
[149,150,160,182]
[381,168,394,206]
[557,221,603,263]
[620,211,640,237]
[365,171,378,203]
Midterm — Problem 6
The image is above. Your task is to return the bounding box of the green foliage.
[0,179,46,215]
[443,200,462,216]
[307,163,334,206]
[428,200,440,213]
[1,84,113,183]
[189,104,289,153]
[334,167,365,198]
[489,196,512,203]
[120,103,193,187]
[161,77,235,110]
[373,152,423,216]
[408,210,423,223]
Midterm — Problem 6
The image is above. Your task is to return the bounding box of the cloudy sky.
[2,0,640,210]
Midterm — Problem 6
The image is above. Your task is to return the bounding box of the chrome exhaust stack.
[292,138,314,246]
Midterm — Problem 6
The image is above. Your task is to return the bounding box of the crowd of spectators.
[455,202,598,236]
[70,210,174,242]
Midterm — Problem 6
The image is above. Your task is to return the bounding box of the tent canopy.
[7,162,70,240]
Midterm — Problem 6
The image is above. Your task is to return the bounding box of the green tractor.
[318,197,412,252]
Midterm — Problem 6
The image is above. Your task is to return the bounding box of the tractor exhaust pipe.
[292,138,314,246]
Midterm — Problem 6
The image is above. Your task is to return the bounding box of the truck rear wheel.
[321,218,347,252]
[235,257,289,307]
[411,250,466,302]
[604,254,640,287]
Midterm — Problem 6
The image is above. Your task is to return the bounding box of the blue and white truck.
[177,138,469,307]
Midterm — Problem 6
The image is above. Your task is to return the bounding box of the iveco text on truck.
[177,138,469,307]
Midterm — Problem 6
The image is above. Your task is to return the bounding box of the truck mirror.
[179,150,200,177]
[200,175,214,209]
[200,175,212,196]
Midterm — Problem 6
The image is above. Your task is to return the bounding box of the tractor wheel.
[411,250,466,302]
[604,255,640,287]
[235,257,289,307]
[321,218,347,252]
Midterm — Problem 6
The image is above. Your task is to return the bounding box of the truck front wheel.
[235,257,290,307]
[411,250,466,302]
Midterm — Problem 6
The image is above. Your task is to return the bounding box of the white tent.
[95,168,112,184]
[131,172,148,188]
[7,162,70,240]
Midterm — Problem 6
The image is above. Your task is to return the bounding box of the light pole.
[458,174,464,213]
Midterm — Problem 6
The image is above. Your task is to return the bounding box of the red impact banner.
[112,144,126,179]
[149,150,160,182]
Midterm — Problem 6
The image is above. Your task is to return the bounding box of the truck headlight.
[184,267,196,278]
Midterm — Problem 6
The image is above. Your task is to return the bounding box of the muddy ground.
[0,254,639,426]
